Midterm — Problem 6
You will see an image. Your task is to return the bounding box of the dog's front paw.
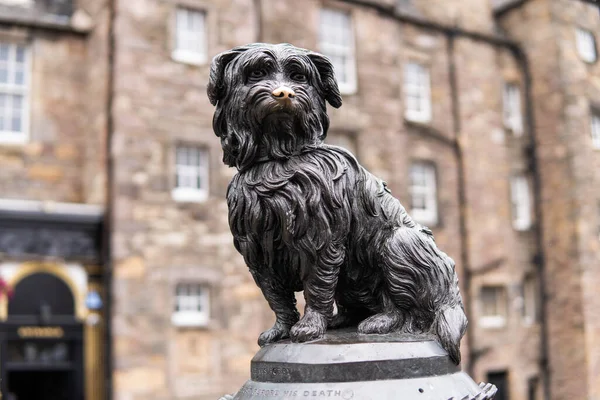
[258,323,290,347]
[290,309,327,342]
[358,311,403,334]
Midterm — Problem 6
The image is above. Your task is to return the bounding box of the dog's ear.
[207,45,256,106]
[307,52,343,109]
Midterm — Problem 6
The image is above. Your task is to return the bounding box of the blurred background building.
[0,0,597,399]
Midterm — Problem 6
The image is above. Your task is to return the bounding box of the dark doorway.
[487,370,510,400]
[0,272,84,400]
[7,370,72,400]
[8,273,75,319]
[527,376,539,400]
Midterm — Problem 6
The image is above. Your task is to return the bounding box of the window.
[591,111,600,149]
[597,201,600,241]
[576,28,597,63]
[522,275,537,325]
[172,283,210,327]
[173,7,207,65]
[319,8,356,94]
[527,377,539,400]
[487,371,509,400]
[325,131,358,156]
[404,62,431,123]
[409,162,438,225]
[480,285,507,329]
[172,145,209,202]
[0,43,29,144]
[503,83,523,136]
[0,0,33,6]
[510,175,532,231]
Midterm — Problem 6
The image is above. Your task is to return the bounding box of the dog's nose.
[272,86,296,100]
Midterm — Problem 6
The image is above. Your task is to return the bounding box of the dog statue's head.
[207,43,342,170]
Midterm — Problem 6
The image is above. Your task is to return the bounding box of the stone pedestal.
[231,330,496,400]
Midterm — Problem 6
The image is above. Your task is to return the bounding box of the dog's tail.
[432,304,468,365]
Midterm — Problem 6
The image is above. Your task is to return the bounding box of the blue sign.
[85,291,103,310]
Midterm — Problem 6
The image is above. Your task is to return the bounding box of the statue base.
[230,329,496,400]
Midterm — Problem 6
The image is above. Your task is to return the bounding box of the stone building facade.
[0,0,597,400]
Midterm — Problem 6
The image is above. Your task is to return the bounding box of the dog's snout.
[272,86,296,100]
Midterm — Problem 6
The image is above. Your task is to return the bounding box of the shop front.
[0,202,105,400]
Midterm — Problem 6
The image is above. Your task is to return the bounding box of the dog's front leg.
[251,270,300,347]
[290,246,341,342]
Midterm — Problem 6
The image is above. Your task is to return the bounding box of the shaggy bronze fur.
[208,43,467,364]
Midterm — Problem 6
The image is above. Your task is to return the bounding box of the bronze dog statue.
[208,43,467,364]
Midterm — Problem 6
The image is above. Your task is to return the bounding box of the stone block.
[115,256,146,279]
[27,164,63,182]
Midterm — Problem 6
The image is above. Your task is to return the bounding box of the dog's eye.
[249,69,267,80]
[291,72,307,82]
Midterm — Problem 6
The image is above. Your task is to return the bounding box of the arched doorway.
[1,272,84,400]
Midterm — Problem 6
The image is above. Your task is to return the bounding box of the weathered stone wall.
[108,0,597,399]
[455,36,542,399]
[0,26,89,202]
[110,1,264,398]
[497,0,600,399]
[0,0,597,399]
[410,0,496,33]
[0,0,110,206]
[79,0,111,205]
[109,0,469,397]
[549,1,600,398]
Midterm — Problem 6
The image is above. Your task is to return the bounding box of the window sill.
[172,188,208,203]
[410,211,438,228]
[579,56,598,65]
[479,316,506,330]
[405,113,432,125]
[504,125,524,137]
[522,317,536,326]
[0,135,28,146]
[0,9,90,35]
[512,223,532,232]
[414,220,439,229]
[171,313,209,328]
[338,82,357,96]
[171,50,207,66]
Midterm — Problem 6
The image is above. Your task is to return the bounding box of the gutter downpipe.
[445,31,475,377]
[513,47,551,400]
[104,0,117,398]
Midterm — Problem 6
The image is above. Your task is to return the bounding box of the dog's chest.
[227,151,352,250]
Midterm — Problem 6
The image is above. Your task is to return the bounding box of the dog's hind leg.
[251,270,300,347]
[357,294,404,334]
[290,245,342,342]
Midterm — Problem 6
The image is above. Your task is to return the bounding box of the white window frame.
[404,62,432,123]
[510,175,532,231]
[522,275,537,325]
[172,145,209,202]
[591,111,600,150]
[319,8,357,95]
[0,43,30,145]
[0,0,34,6]
[576,28,597,64]
[409,162,438,226]
[172,283,210,327]
[172,7,207,66]
[597,201,600,241]
[479,285,508,329]
[503,82,523,136]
